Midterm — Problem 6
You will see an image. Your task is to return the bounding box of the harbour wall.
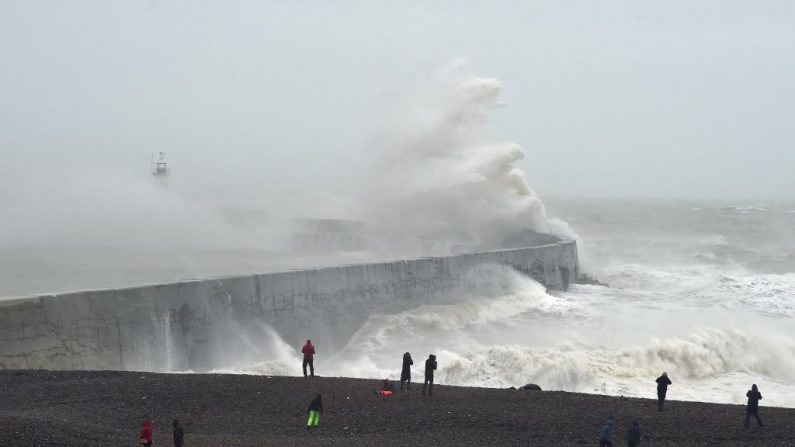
[0,240,578,372]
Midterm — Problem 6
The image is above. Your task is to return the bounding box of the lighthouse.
[151,152,169,176]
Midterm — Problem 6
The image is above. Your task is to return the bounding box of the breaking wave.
[203,72,795,409]
[364,61,578,249]
[220,257,795,407]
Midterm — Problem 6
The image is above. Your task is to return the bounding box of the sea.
[218,199,795,409]
[2,199,794,408]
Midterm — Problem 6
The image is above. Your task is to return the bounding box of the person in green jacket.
[306,394,323,429]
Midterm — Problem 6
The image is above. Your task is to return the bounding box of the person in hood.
[307,394,323,429]
[744,384,764,428]
[422,354,437,396]
[139,416,153,447]
[302,339,315,378]
[599,418,614,447]
[655,372,672,412]
[400,352,413,390]
[172,419,184,447]
[627,420,640,447]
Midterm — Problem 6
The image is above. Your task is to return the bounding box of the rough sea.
[2,199,793,408]
[295,199,795,408]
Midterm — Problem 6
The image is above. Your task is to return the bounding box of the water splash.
[365,62,577,250]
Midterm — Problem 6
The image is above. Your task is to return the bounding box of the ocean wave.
[696,273,795,317]
[206,275,795,407]
[720,205,776,213]
[595,261,795,317]
[599,263,720,294]
[435,328,795,386]
[213,324,795,405]
[341,271,581,353]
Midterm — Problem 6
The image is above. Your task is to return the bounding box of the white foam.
[697,273,795,317]
[332,324,795,407]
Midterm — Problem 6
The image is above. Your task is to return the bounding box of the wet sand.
[1,370,793,446]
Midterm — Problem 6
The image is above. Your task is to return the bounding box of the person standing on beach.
[599,419,614,447]
[139,416,153,447]
[400,352,413,390]
[655,372,672,412]
[306,394,323,429]
[302,339,315,378]
[172,419,184,447]
[626,420,640,447]
[422,354,437,396]
[744,384,764,428]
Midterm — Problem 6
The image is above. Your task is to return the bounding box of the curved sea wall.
[0,240,578,372]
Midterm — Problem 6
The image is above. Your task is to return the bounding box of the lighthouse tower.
[151,152,169,176]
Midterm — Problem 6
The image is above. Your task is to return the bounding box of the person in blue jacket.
[627,420,640,447]
[599,418,613,447]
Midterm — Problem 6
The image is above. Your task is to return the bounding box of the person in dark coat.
[172,419,184,447]
[307,394,323,429]
[744,384,764,428]
[627,420,640,447]
[422,354,437,396]
[400,352,413,390]
[139,416,153,447]
[302,339,315,378]
[599,419,614,447]
[655,372,672,412]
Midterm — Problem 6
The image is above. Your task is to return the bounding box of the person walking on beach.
[307,394,323,429]
[302,339,315,378]
[139,416,153,447]
[422,354,437,396]
[655,372,672,412]
[626,420,640,447]
[744,384,764,429]
[599,419,614,447]
[172,419,184,447]
[400,352,413,390]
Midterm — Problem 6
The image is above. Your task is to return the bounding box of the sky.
[1,0,794,203]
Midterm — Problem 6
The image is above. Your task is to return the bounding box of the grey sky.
[1,0,793,202]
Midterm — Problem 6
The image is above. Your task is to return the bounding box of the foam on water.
[698,273,795,318]
[223,267,795,407]
[207,197,795,408]
[213,209,795,407]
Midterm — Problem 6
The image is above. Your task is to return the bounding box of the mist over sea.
[2,65,793,408]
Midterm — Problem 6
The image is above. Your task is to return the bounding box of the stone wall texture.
[0,241,578,372]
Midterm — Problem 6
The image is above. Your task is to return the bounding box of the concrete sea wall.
[0,241,578,372]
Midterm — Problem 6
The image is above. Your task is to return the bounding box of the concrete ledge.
[0,241,578,372]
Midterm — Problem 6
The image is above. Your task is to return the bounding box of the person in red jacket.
[139,416,153,447]
[302,339,315,377]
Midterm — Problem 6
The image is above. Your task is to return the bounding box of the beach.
[2,370,793,446]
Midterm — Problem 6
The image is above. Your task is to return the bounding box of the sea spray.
[0,64,577,297]
[364,62,578,251]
